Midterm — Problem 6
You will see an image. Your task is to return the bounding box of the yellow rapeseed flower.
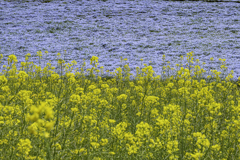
[45,121,55,131]
[7,54,18,65]
[0,75,8,85]
[16,139,32,157]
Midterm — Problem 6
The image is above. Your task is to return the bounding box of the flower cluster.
[0,51,240,159]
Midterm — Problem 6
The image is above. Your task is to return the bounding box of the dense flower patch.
[0,51,240,159]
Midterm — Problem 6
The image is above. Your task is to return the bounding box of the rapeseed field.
[0,51,240,160]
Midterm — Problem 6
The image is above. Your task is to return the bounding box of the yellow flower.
[135,121,152,138]
[211,144,221,151]
[101,84,109,89]
[109,152,115,155]
[90,56,99,65]
[44,107,54,120]
[0,75,8,85]
[16,139,32,157]
[69,94,80,103]
[50,73,60,82]
[58,59,65,65]
[44,132,50,138]
[109,119,116,124]
[71,60,77,65]
[8,54,18,65]
[117,94,128,102]
[79,148,87,155]
[93,88,101,95]
[71,107,79,113]
[151,108,159,118]
[53,143,62,150]
[191,152,204,160]
[26,112,39,122]
[127,144,139,155]
[45,121,55,131]
[100,138,108,146]
[111,122,128,139]
[17,71,29,82]
[37,51,42,57]
[91,142,100,149]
